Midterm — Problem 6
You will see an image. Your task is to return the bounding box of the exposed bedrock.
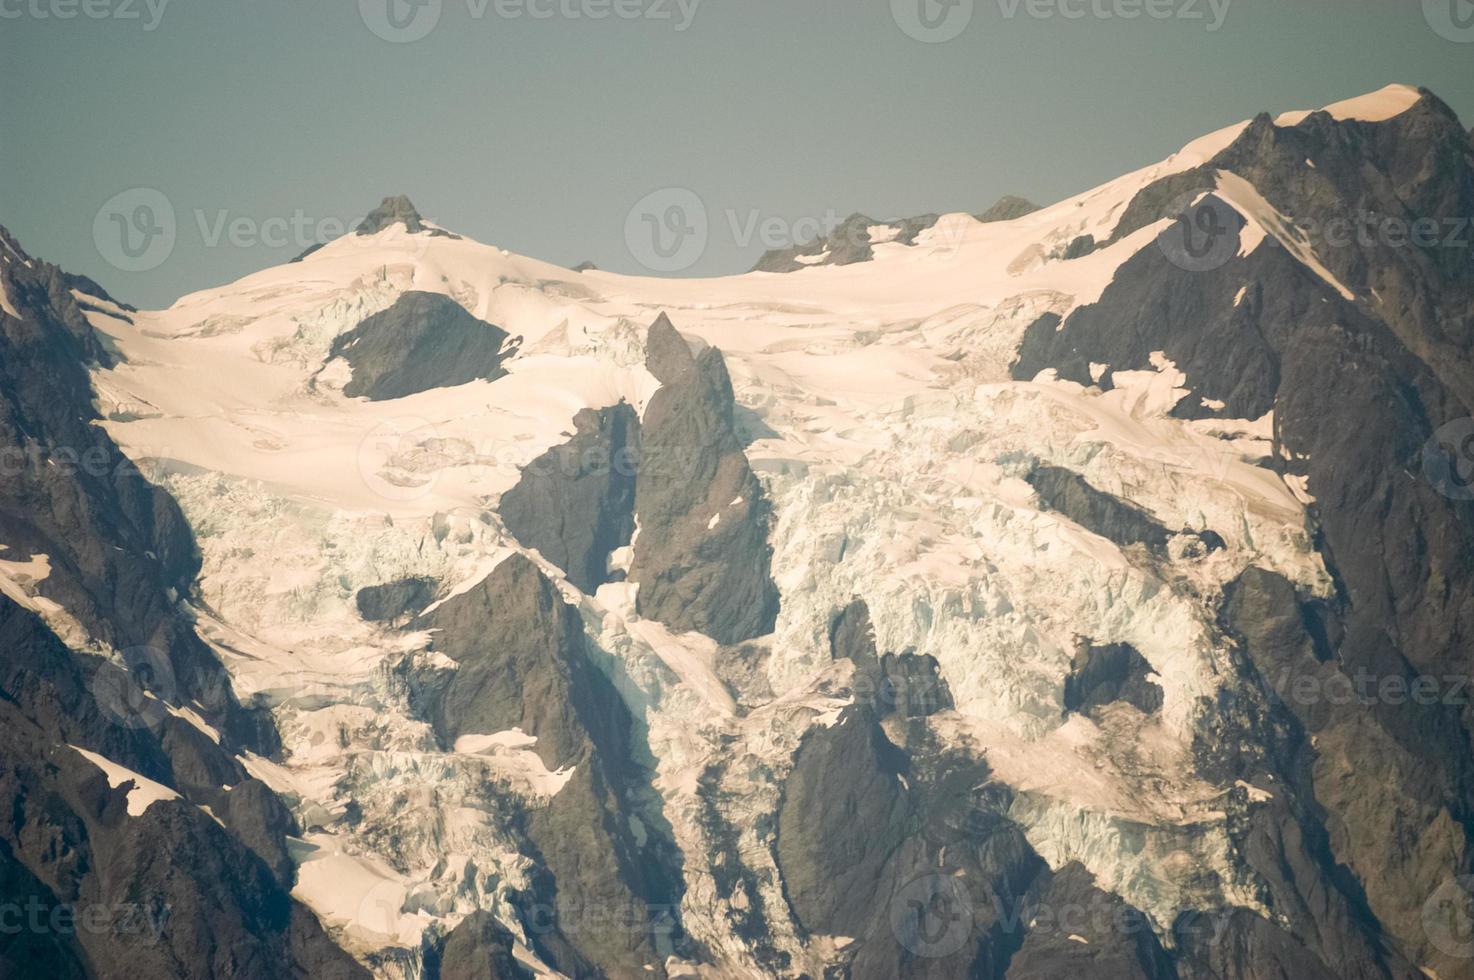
[0,228,361,978]
[1063,639,1163,718]
[1004,862,1174,980]
[495,315,778,645]
[414,554,686,977]
[499,403,640,594]
[426,911,533,980]
[0,597,367,980]
[828,598,954,719]
[0,226,275,754]
[328,290,514,400]
[628,314,779,644]
[355,575,437,623]
[1012,93,1474,975]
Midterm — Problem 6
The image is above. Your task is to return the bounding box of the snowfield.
[83,87,1421,978]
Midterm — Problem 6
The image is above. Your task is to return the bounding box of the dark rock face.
[1060,234,1097,260]
[356,195,429,235]
[355,576,437,623]
[1026,465,1171,553]
[751,212,941,273]
[629,315,779,644]
[1063,641,1162,717]
[499,404,640,593]
[414,554,685,977]
[1012,92,1474,977]
[1215,567,1445,980]
[0,598,368,980]
[429,911,532,980]
[828,600,955,719]
[771,703,1164,980]
[221,779,299,888]
[752,200,1039,272]
[353,195,458,238]
[416,554,617,767]
[875,652,955,720]
[1005,863,1173,980]
[1174,908,1342,980]
[829,598,881,672]
[1026,464,1223,562]
[0,228,274,755]
[977,195,1041,223]
[59,269,135,313]
[328,291,513,400]
[0,229,364,979]
[775,709,912,938]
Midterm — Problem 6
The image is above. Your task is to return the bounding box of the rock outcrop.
[0,228,363,979]
[629,315,779,644]
[328,291,513,401]
[499,404,640,593]
[1063,640,1162,717]
[354,195,457,238]
[355,576,437,623]
[751,211,943,273]
[1013,90,1474,977]
[976,195,1041,223]
[428,911,533,980]
[414,554,685,977]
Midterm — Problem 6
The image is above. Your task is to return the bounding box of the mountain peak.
[1277,83,1426,126]
[976,195,1040,223]
[355,194,427,236]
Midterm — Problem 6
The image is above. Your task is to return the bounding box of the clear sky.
[3,0,1472,308]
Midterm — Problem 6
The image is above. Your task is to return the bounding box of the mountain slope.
[0,229,367,980]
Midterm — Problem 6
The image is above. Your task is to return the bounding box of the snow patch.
[70,746,181,817]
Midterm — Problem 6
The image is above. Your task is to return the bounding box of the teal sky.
[2,0,1471,308]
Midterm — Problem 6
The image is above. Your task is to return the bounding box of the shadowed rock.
[356,576,437,623]
[0,599,367,980]
[828,600,954,718]
[1026,465,1171,554]
[776,709,911,938]
[976,195,1040,223]
[499,404,640,594]
[414,554,685,976]
[1063,641,1162,717]
[630,315,779,644]
[430,911,532,980]
[355,194,434,236]
[1005,863,1174,979]
[1013,90,1474,977]
[328,291,513,401]
[415,554,613,767]
[751,212,942,273]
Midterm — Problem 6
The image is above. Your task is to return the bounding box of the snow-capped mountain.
[3,82,1473,980]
